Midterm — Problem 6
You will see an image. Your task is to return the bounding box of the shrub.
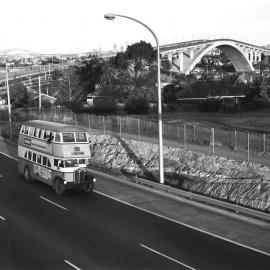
[241,98,270,111]
[198,100,221,112]
[125,97,149,114]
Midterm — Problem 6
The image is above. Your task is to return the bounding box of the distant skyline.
[0,0,269,54]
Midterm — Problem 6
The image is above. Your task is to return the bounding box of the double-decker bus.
[18,120,96,195]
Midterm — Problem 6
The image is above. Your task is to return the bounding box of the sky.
[0,0,269,54]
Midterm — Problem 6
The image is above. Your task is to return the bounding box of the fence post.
[75,113,77,126]
[43,108,45,121]
[234,130,237,150]
[177,126,180,140]
[193,124,196,142]
[138,119,140,140]
[211,128,215,155]
[248,133,250,162]
[88,114,91,133]
[126,116,129,132]
[119,117,122,137]
[103,116,105,135]
[263,133,266,153]
[184,124,186,149]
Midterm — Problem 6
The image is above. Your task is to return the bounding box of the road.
[0,153,270,269]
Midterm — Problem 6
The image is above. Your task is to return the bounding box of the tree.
[114,52,128,69]
[76,58,103,94]
[55,67,84,107]
[161,59,172,75]
[9,82,29,108]
[125,40,155,78]
[163,84,178,103]
[125,96,149,114]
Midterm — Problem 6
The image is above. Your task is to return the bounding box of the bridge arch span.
[185,41,254,75]
[0,48,40,57]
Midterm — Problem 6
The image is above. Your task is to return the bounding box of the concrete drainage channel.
[88,168,270,223]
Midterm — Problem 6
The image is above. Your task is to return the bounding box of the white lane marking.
[64,260,82,270]
[0,151,18,161]
[0,216,6,221]
[94,190,270,257]
[141,244,196,270]
[1,151,269,258]
[40,196,68,211]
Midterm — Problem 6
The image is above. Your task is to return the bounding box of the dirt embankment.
[89,134,270,212]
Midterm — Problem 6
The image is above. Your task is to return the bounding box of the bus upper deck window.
[33,153,37,162]
[76,133,87,142]
[62,133,75,142]
[20,125,25,134]
[38,129,42,139]
[29,127,35,137]
[55,133,61,142]
[24,126,29,135]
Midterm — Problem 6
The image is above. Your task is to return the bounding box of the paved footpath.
[0,135,270,256]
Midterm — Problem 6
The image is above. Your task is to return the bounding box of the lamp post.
[5,57,12,140]
[104,13,164,184]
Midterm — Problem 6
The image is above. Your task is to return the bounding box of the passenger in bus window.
[59,160,64,168]
[54,159,58,167]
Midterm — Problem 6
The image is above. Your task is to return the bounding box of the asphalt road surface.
[0,153,270,270]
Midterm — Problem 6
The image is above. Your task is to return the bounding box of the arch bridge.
[160,39,270,75]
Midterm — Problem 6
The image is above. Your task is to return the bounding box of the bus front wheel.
[24,166,32,182]
[83,181,94,193]
[54,178,65,195]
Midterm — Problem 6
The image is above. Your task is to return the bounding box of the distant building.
[86,94,112,107]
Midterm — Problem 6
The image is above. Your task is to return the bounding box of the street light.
[104,13,164,184]
[5,57,12,140]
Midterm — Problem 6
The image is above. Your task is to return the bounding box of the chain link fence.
[5,106,270,162]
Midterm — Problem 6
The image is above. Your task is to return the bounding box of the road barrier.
[131,176,270,222]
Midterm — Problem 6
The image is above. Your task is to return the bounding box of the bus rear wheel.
[24,166,32,182]
[54,178,65,195]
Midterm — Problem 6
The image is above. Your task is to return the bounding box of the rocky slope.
[89,134,270,212]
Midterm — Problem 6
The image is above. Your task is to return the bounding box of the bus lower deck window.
[33,153,37,162]
[37,155,41,164]
[42,156,47,166]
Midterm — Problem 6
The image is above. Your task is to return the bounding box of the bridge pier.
[178,51,184,73]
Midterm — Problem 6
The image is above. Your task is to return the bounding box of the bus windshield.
[64,159,78,168]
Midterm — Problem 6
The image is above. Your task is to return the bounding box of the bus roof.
[23,120,87,133]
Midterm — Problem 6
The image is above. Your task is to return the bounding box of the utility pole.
[39,76,41,112]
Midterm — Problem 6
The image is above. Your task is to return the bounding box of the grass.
[133,110,270,134]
